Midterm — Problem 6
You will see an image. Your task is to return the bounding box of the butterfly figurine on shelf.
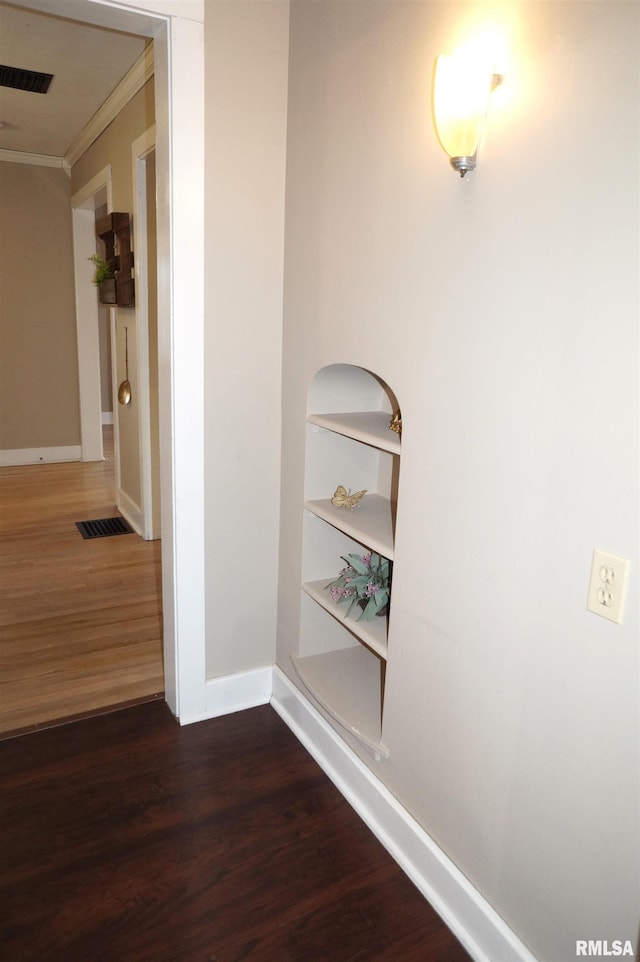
[389,411,402,436]
[331,485,367,511]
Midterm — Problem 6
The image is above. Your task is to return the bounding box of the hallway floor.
[1,700,472,962]
[0,428,163,736]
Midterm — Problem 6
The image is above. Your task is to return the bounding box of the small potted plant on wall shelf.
[325,551,391,620]
[89,254,117,304]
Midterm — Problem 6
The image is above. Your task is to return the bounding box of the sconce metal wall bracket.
[450,155,477,178]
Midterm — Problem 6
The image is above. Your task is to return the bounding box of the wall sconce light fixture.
[433,45,502,177]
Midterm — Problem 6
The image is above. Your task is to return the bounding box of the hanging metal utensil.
[117,326,132,406]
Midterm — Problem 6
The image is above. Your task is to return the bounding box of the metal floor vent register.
[76,517,133,540]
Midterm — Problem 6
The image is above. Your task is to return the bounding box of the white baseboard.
[0,445,82,466]
[270,666,537,962]
[178,667,273,726]
[116,488,143,537]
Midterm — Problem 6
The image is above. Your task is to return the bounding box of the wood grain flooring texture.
[0,428,164,735]
[1,701,472,962]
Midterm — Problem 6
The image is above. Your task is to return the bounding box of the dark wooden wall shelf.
[96,211,135,307]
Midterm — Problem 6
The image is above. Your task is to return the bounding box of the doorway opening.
[9,0,206,722]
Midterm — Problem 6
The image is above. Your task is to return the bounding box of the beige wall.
[71,79,155,511]
[203,0,289,677]
[0,162,80,452]
[71,80,155,211]
[276,2,638,961]
[98,303,113,414]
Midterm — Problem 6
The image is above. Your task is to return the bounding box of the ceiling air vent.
[0,64,53,94]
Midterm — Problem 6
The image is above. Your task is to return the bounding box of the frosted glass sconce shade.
[433,47,502,177]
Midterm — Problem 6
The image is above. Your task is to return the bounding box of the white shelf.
[307,411,401,454]
[301,579,388,660]
[291,646,389,759]
[299,374,400,761]
[304,494,395,560]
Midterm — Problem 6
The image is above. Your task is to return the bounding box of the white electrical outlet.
[587,548,630,625]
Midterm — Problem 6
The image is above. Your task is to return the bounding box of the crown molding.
[0,149,69,174]
[0,45,153,175]
[64,45,155,169]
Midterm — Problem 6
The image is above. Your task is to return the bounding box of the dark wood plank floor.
[1,701,471,962]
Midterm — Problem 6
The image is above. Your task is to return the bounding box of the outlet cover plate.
[587,548,630,625]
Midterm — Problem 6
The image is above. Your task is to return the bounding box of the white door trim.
[71,165,113,462]
[17,0,207,724]
[151,11,206,721]
[132,126,157,540]
[108,305,121,490]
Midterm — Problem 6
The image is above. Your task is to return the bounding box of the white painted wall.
[18,0,633,955]
[277,3,639,961]
[203,0,289,679]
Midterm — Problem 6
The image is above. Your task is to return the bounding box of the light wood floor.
[0,427,164,737]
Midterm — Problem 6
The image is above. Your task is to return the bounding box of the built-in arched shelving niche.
[292,364,401,761]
